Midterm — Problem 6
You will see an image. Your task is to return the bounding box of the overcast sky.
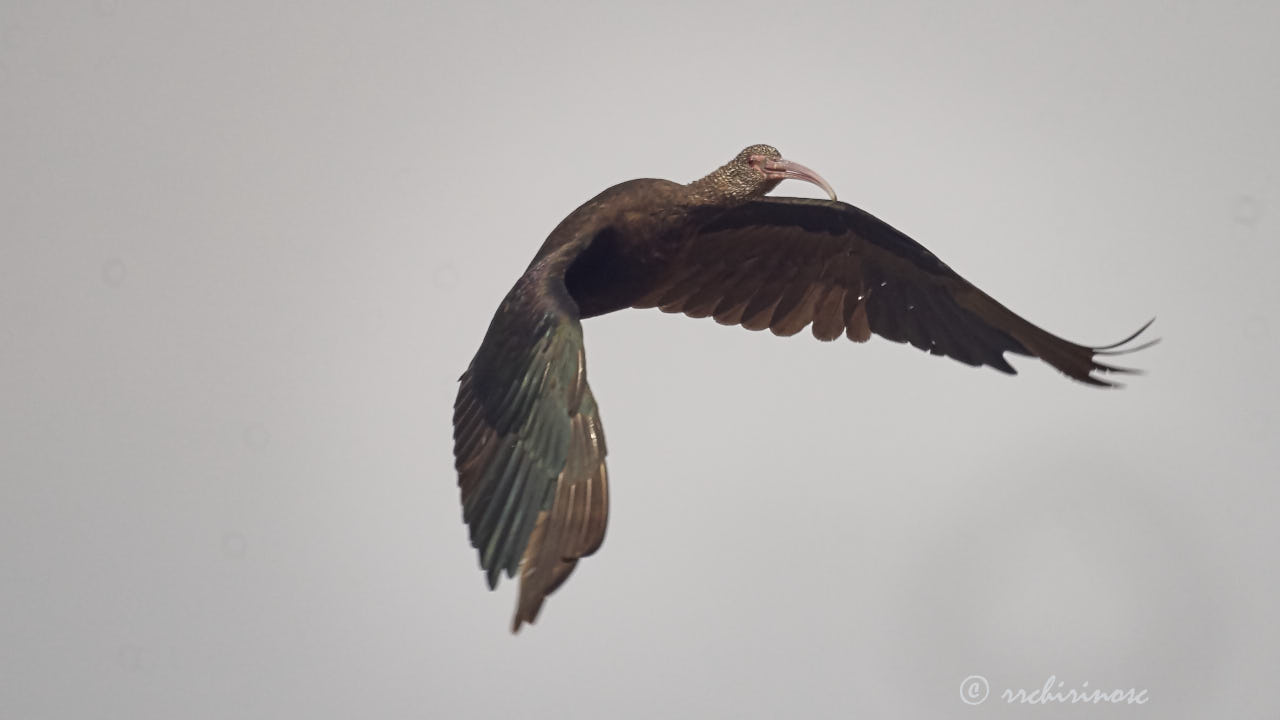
[2,2,1277,718]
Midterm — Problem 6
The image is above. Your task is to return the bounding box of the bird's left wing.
[634,197,1152,386]
[453,270,608,631]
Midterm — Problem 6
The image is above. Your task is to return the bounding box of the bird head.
[690,144,837,204]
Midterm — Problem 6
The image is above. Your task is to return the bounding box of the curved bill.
[764,158,838,201]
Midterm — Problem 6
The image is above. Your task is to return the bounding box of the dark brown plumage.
[451,145,1154,631]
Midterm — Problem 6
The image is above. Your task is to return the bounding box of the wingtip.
[1092,317,1158,354]
[510,608,537,634]
[1080,317,1158,387]
[484,564,501,590]
[1083,359,1146,388]
[1080,373,1126,389]
[1094,361,1144,376]
[1095,337,1161,356]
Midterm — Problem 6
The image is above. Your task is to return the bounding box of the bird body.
[537,178,692,318]
[451,145,1153,631]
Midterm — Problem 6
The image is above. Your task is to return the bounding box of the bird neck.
[684,166,774,207]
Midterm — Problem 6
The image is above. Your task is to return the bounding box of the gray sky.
[2,2,1277,718]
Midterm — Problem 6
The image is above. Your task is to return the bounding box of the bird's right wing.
[635,197,1153,386]
[453,270,608,631]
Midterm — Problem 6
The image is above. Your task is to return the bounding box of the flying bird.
[451,145,1154,631]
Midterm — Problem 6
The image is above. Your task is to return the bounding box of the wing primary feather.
[465,439,513,521]
[502,463,554,579]
[492,350,551,434]
[909,286,984,366]
[866,280,911,344]
[896,286,938,353]
[481,448,533,586]
[1092,319,1160,355]
[1090,317,1157,350]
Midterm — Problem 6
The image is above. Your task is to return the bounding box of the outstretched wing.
[452,270,608,632]
[635,197,1154,386]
